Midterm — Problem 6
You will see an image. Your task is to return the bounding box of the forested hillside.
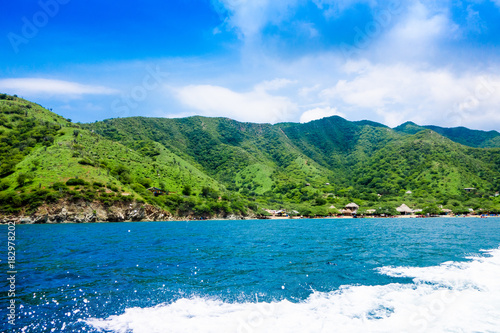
[86,108,500,216]
[1,94,500,220]
[0,96,254,219]
[395,121,500,148]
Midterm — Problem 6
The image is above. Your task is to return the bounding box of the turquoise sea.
[2,217,500,332]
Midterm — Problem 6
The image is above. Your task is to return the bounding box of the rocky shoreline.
[0,199,256,224]
[0,199,173,224]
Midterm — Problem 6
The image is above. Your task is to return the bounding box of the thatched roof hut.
[396,204,413,215]
[345,202,359,210]
[343,202,359,215]
[442,208,453,215]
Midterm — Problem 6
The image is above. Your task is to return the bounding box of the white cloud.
[371,1,458,63]
[320,61,500,129]
[312,0,376,18]
[216,0,378,41]
[172,83,298,123]
[465,5,487,33]
[0,78,118,97]
[299,84,322,98]
[254,78,297,92]
[215,0,300,39]
[300,106,345,123]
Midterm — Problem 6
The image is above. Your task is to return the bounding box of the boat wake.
[87,248,500,333]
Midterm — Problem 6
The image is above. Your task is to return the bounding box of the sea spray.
[87,247,500,333]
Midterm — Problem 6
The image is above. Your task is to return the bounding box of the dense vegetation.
[1,94,500,218]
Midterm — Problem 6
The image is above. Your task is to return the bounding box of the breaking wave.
[87,248,500,333]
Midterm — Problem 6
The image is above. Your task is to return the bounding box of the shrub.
[257,208,271,216]
[300,208,313,217]
[230,201,247,215]
[82,191,96,201]
[313,207,328,217]
[182,185,192,196]
[164,194,182,208]
[0,180,10,191]
[45,192,61,203]
[115,193,133,203]
[201,186,219,199]
[178,199,196,214]
[78,159,94,166]
[69,191,85,202]
[314,198,327,206]
[137,177,152,189]
[17,172,34,187]
[131,183,146,193]
[422,205,441,215]
[107,184,119,192]
[66,178,88,186]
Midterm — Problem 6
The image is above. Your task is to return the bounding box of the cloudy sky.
[1,0,500,130]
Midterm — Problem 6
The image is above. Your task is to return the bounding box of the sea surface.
[1,217,500,333]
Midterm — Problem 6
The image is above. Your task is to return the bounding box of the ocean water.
[1,217,500,333]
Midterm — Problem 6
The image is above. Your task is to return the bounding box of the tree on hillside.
[423,205,441,215]
[200,186,218,199]
[17,172,34,187]
[182,184,192,196]
[376,205,398,216]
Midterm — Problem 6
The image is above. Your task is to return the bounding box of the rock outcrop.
[0,199,172,224]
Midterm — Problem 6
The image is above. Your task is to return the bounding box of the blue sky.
[1,0,500,130]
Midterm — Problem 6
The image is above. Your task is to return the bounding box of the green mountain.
[394,121,500,148]
[85,111,500,215]
[85,116,335,190]
[0,95,250,219]
[2,93,500,220]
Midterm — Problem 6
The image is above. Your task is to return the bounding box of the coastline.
[2,212,496,225]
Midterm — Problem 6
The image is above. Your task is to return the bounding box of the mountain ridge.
[394,121,500,148]
[1,94,500,221]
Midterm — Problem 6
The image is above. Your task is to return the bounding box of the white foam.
[87,248,500,333]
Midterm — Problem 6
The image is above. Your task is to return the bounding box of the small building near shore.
[147,187,167,196]
[275,210,287,217]
[344,202,359,215]
[442,208,453,215]
[396,204,413,215]
[264,209,288,217]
